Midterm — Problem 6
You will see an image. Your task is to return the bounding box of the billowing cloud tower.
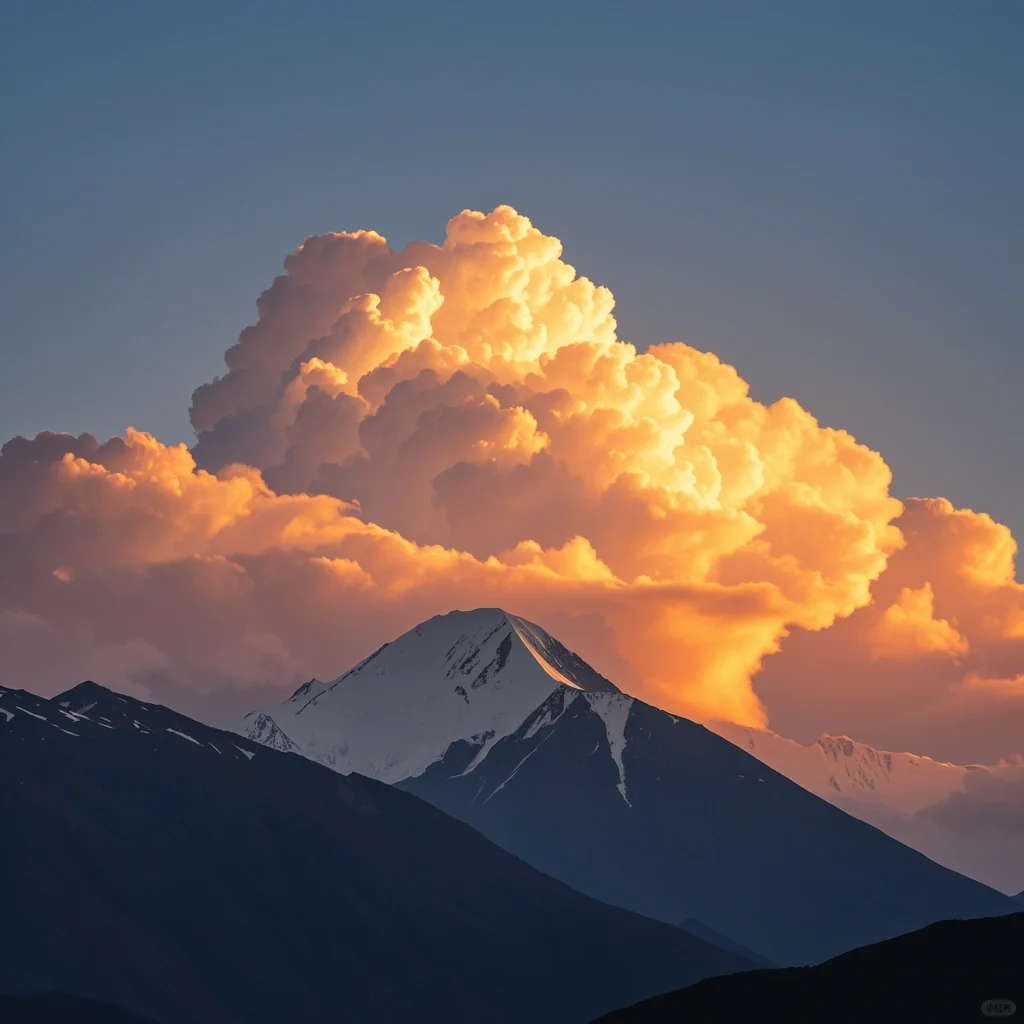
[1,207,1022,761]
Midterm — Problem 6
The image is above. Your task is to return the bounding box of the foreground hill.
[0,681,751,1024]
[593,912,1024,1023]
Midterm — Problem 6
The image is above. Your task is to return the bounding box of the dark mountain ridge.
[594,911,1024,1023]
[0,681,751,1024]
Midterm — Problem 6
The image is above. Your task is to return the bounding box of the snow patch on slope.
[166,728,202,745]
[484,745,547,804]
[585,693,634,805]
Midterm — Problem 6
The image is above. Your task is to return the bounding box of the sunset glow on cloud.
[1,207,1021,761]
[868,582,970,660]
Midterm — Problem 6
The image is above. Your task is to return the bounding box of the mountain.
[709,720,1024,894]
[398,682,1016,965]
[234,608,1018,967]
[709,721,994,811]
[0,680,752,1024]
[592,912,1024,1023]
[227,608,619,782]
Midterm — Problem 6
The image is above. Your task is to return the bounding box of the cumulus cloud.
[0,206,1021,760]
[755,497,1024,762]
[868,582,970,659]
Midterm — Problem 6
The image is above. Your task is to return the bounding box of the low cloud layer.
[1,207,1021,761]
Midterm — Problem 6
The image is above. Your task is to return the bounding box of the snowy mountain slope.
[226,608,619,782]
[398,674,1018,967]
[0,680,753,1024]
[708,721,1024,894]
[707,721,1021,813]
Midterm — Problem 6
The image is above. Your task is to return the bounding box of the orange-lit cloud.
[868,583,969,660]
[755,497,1024,763]
[957,672,1024,698]
[1,207,1021,761]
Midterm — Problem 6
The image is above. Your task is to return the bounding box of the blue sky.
[2,0,1022,540]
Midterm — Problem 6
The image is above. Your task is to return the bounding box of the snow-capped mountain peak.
[226,608,619,783]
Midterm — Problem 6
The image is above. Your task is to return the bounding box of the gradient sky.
[4,2,1024,768]
[2,1,1021,541]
